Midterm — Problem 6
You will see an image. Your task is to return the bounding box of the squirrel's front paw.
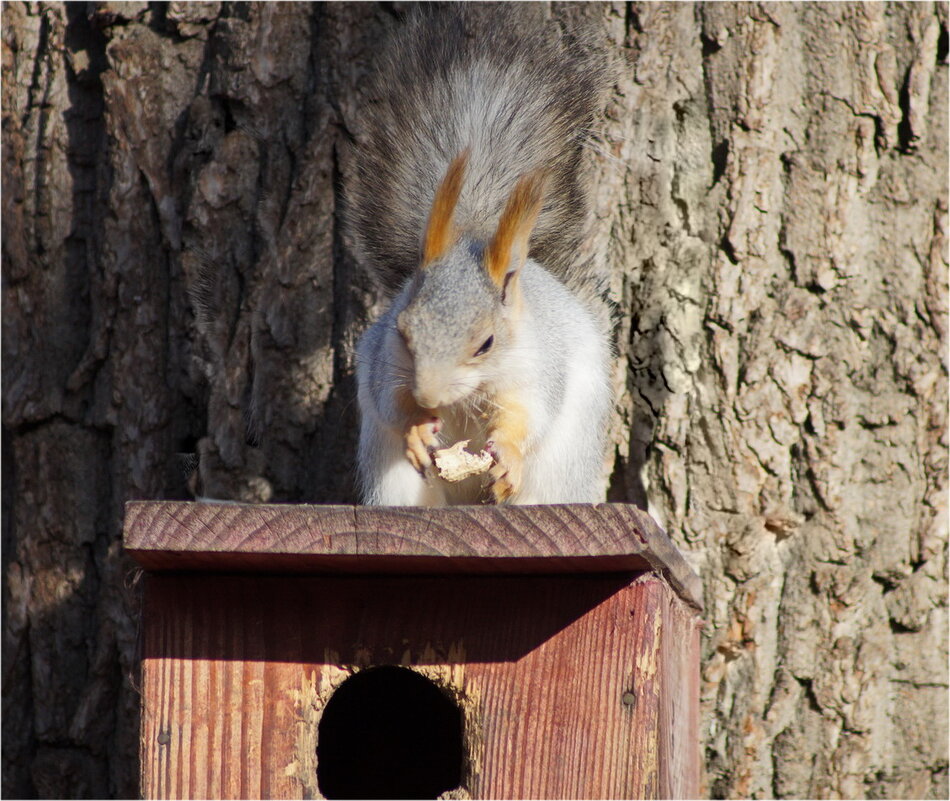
[486,439,523,504]
[405,417,441,477]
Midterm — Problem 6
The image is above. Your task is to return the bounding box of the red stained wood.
[124,501,702,611]
[139,572,701,799]
[128,502,702,799]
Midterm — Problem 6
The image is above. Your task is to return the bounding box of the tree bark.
[2,2,946,798]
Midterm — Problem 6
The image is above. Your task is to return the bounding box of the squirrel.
[348,5,613,506]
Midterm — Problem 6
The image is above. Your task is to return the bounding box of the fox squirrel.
[349,5,612,506]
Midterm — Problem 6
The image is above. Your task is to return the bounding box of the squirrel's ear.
[484,169,548,292]
[422,149,469,266]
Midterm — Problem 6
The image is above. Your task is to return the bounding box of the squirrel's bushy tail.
[346,4,610,296]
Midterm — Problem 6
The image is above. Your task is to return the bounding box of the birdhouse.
[124,502,702,799]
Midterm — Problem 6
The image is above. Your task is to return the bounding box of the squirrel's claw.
[486,439,523,503]
[405,417,441,477]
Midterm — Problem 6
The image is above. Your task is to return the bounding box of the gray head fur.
[397,238,511,409]
[399,242,497,354]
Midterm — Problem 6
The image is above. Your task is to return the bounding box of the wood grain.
[658,579,703,799]
[139,572,701,799]
[123,501,702,611]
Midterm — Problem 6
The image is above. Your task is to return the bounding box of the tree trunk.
[2,2,946,798]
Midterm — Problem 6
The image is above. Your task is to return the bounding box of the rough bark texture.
[2,2,947,798]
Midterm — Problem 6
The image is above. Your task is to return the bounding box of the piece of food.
[433,440,494,482]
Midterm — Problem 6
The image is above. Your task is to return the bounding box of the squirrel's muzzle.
[412,368,470,410]
[412,383,443,410]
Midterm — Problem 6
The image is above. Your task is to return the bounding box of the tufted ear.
[421,149,469,266]
[484,169,548,294]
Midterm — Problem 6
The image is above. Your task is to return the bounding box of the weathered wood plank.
[140,572,699,799]
[659,581,703,799]
[123,501,702,611]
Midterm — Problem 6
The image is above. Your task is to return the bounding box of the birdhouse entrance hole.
[316,666,465,800]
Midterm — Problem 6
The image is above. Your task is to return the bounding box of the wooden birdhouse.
[124,502,702,799]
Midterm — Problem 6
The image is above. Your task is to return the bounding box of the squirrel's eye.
[474,335,494,357]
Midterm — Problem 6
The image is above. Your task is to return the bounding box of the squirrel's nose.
[412,373,444,409]
[412,386,441,410]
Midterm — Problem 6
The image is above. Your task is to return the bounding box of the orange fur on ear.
[422,150,469,265]
[484,169,548,288]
